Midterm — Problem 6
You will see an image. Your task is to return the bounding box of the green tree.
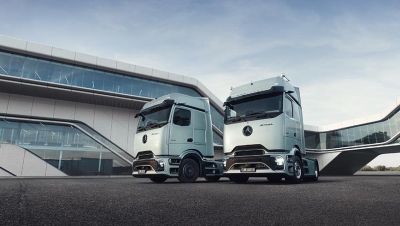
[360,165,374,171]
[373,165,387,171]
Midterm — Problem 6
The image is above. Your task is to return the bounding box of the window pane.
[0,52,12,75]
[82,69,94,89]
[35,60,50,81]
[60,64,73,86]
[165,84,173,95]
[114,75,124,93]
[140,79,149,97]
[21,57,38,80]
[149,81,158,98]
[368,124,377,144]
[71,66,85,87]
[47,62,63,84]
[285,98,292,118]
[172,85,179,94]
[103,72,114,92]
[157,83,166,97]
[173,108,191,126]
[132,77,141,96]
[92,70,104,90]
[122,76,133,95]
[389,116,398,136]
[360,125,369,144]
[353,126,363,145]
[382,119,391,140]
[9,55,25,77]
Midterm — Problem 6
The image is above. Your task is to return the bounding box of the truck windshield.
[225,93,283,122]
[137,106,172,132]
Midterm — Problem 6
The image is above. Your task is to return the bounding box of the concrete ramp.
[0,144,67,176]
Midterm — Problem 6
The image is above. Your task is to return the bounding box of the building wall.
[0,92,139,155]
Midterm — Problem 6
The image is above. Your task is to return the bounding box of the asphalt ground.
[1,176,400,226]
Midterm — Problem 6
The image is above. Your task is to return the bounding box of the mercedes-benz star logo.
[142,134,148,143]
[242,126,253,136]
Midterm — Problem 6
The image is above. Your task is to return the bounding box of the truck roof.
[141,93,210,112]
[227,76,301,105]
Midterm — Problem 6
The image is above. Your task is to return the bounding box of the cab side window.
[293,103,301,121]
[285,97,293,118]
[173,108,191,126]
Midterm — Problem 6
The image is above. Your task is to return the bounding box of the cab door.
[168,107,194,156]
[284,96,297,150]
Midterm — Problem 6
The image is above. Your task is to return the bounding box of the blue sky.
[1,0,399,166]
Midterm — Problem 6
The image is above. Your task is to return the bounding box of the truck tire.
[229,176,249,183]
[150,177,167,183]
[178,158,199,183]
[204,176,221,182]
[310,160,319,181]
[286,156,303,184]
[267,176,282,182]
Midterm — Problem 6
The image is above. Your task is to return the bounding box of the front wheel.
[204,176,221,182]
[178,158,199,183]
[150,177,167,183]
[286,156,303,184]
[229,176,249,184]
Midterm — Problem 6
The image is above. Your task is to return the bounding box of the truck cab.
[223,76,319,183]
[132,93,223,183]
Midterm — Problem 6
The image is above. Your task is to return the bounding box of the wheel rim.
[315,165,318,178]
[294,161,302,179]
[183,164,195,178]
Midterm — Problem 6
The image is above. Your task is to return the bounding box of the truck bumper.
[223,154,294,177]
[132,157,175,178]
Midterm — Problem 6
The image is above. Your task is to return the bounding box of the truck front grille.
[132,160,158,171]
[226,156,277,170]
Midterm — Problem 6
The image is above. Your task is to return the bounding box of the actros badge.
[242,126,253,136]
[142,134,148,143]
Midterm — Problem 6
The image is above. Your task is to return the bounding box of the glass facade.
[0,50,224,134]
[0,118,131,175]
[305,109,400,150]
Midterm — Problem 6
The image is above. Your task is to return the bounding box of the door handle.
[187,138,193,142]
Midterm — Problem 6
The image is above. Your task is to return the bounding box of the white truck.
[223,75,319,183]
[131,93,224,183]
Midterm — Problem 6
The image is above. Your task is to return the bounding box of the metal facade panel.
[96,56,117,70]
[31,97,56,118]
[26,42,52,57]
[75,103,96,127]
[74,52,97,67]
[54,100,76,120]
[0,35,27,52]
[7,96,33,116]
[135,65,153,77]
[51,47,76,63]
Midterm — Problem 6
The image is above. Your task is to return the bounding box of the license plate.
[241,168,256,172]
[138,169,146,174]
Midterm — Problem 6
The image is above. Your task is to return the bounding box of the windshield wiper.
[229,116,247,122]
[137,126,146,132]
[150,121,168,128]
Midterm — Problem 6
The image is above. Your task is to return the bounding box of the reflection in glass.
[0,118,131,176]
[0,50,224,143]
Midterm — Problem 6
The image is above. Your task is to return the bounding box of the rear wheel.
[204,176,221,182]
[178,158,199,183]
[229,176,249,184]
[286,156,303,184]
[150,177,167,183]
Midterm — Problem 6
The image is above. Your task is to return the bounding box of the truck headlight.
[157,160,165,171]
[275,156,284,166]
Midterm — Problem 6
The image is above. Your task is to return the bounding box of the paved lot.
[0,176,399,226]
